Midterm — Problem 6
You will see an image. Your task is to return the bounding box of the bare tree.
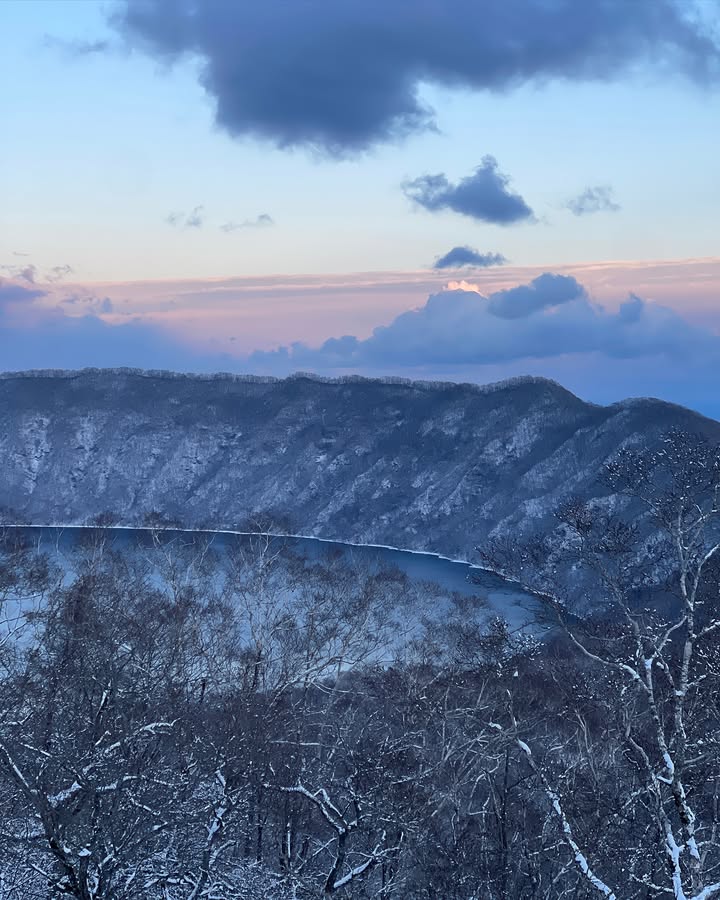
[482,430,720,900]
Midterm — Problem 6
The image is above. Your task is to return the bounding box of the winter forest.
[5,0,720,895]
[0,431,719,900]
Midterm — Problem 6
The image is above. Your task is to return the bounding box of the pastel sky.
[1,0,719,415]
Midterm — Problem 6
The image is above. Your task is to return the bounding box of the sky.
[1,0,719,416]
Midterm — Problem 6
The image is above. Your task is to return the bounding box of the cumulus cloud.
[566,185,621,216]
[221,213,274,232]
[112,0,720,154]
[249,274,720,369]
[433,247,507,270]
[487,274,586,319]
[4,272,720,417]
[403,158,534,225]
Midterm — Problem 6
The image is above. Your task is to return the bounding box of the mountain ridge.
[0,367,589,402]
[1,368,717,562]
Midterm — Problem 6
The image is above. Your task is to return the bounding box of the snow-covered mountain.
[1,368,717,561]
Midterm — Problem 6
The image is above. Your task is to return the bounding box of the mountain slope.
[1,368,718,560]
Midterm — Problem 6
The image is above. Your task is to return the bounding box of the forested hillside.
[1,432,720,898]
[1,369,718,564]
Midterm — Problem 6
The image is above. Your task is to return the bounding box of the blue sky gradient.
[1,0,719,415]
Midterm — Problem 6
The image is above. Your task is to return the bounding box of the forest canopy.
[1,431,720,899]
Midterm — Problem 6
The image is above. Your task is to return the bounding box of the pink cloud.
[20,256,720,355]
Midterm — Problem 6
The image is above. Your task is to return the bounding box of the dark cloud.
[221,213,274,232]
[487,273,586,319]
[433,247,507,270]
[113,0,720,154]
[566,185,621,216]
[250,274,720,368]
[403,158,534,225]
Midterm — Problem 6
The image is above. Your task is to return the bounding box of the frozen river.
[1,525,552,639]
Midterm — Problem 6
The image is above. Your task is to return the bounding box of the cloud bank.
[113,0,720,154]
[249,274,720,369]
[404,158,534,225]
[0,281,47,306]
[3,267,720,417]
[0,280,224,372]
